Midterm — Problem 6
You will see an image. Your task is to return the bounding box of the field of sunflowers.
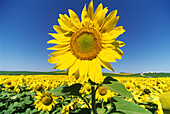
[0,73,170,114]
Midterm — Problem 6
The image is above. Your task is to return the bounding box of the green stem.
[92,86,97,114]
[79,95,90,109]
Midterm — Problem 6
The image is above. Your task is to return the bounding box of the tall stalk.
[92,86,97,114]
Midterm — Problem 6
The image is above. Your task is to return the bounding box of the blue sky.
[0,0,170,73]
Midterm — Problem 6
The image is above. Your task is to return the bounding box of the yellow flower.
[83,83,91,95]
[62,105,69,114]
[32,83,44,92]
[124,82,135,92]
[96,86,114,102]
[3,79,16,89]
[34,92,58,111]
[47,0,125,83]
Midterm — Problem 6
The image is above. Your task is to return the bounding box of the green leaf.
[48,84,82,96]
[96,108,106,114]
[25,108,31,114]
[13,102,23,107]
[102,76,118,84]
[4,104,16,114]
[0,102,5,107]
[102,76,133,98]
[25,100,33,105]
[52,109,61,114]
[30,109,39,114]
[48,85,67,96]
[62,84,82,95]
[113,97,152,114]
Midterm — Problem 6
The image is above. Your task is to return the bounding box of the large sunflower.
[47,0,125,83]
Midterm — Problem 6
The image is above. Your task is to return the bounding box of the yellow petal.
[102,43,116,49]
[53,25,67,34]
[88,0,94,19]
[114,48,124,56]
[81,4,92,27]
[38,105,43,111]
[48,54,62,64]
[48,50,71,64]
[68,59,81,76]
[88,60,95,82]
[112,41,125,48]
[101,16,119,33]
[68,9,82,28]
[53,51,74,65]
[88,59,103,83]
[47,39,70,45]
[79,60,89,78]
[58,18,72,32]
[48,33,71,41]
[53,52,76,70]
[98,48,117,62]
[48,49,68,56]
[101,26,125,41]
[105,10,117,23]
[47,44,70,50]
[47,105,52,111]
[97,57,114,72]
[37,91,42,96]
[110,49,122,59]
[93,7,108,30]
[101,10,117,32]
[101,39,115,44]
[59,14,77,32]
[93,3,103,20]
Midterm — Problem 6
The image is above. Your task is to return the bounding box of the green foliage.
[0,90,36,113]
[143,73,170,77]
[112,97,152,114]
[48,84,82,96]
[101,76,133,98]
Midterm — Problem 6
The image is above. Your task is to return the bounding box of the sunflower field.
[0,74,170,114]
[1,0,169,114]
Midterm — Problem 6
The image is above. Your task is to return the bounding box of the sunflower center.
[42,96,53,106]
[70,28,102,60]
[7,81,11,85]
[98,87,107,96]
[76,33,96,53]
[36,85,43,91]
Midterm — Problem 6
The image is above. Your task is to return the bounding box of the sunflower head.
[42,93,53,106]
[96,86,114,102]
[47,0,125,83]
[70,28,102,60]
[34,92,58,111]
[98,86,107,96]
[3,79,16,88]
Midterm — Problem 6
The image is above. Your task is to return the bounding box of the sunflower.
[83,83,92,95]
[96,86,114,102]
[47,0,125,83]
[32,83,44,92]
[34,92,58,111]
[3,78,16,89]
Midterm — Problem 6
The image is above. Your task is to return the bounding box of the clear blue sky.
[0,0,170,73]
